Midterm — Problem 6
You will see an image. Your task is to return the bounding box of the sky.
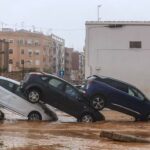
[0,0,150,51]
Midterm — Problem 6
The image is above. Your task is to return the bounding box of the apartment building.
[0,39,9,72]
[50,34,65,76]
[0,29,52,72]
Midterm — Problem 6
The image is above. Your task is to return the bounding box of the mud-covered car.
[20,72,105,122]
[0,76,58,121]
[83,75,150,121]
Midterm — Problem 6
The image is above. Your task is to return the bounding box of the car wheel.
[28,111,42,121]
[28,89,41,103]
[0,110,4,120]
[91,95,105,111]
[79,113,94,123]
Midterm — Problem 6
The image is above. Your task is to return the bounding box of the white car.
[0,76,58,121]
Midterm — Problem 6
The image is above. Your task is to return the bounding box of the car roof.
[28,72,75,87]
[0,76,20,85]
[90,75,136,88]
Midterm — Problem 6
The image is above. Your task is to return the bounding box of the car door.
[61,84,87,118]
[0,79,16,107]
[0,80,38,116]
[110,84,148,116]
[46,77,66,110]
[123,86,149,115]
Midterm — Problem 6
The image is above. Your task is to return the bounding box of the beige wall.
[85,21,150,97]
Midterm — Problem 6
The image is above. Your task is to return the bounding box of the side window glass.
[49,78,64,91]
[65,85,78,99]
[128,87,144,100]
[1,81,15,92]
[128,88,135,96]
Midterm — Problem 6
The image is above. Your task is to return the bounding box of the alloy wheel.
[92,96,105,110]
[81,114,93,122]
[28,112,41,120]
[28,90,40,103]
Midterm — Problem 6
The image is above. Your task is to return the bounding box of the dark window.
[48,78,64,91]
[21,49,24,54]
[9,49,13,54]
[127,86,145,100]
[98,78,128,93]
[65,85,78,99]
[130,41,142,48]
[0,80,15,92]
[21,60,24,64]
[9,59,13,64]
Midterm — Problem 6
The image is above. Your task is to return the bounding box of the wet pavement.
[0,109,150,150]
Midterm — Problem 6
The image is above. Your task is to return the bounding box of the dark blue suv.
[20,72,105,122]
[83,75,150,121]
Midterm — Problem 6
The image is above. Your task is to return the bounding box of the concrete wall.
[85,22,150,97]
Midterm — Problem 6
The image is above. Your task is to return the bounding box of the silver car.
[0,76,58,121]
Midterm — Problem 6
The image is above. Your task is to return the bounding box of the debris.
[100,131,150,143]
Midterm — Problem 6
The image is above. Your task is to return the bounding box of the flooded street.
[0,109,150,150]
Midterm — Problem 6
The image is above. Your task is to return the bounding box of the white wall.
[85,22,150,97]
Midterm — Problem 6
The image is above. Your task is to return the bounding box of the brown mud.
[0,109,149,150]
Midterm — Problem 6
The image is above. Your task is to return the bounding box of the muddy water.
[0,109,150,150]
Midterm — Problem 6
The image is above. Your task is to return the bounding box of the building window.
[27,39,32,45]
[130,41,142,48]
[9,59,13,64]
[34,40,40,46]
[21,60,24,65]
[18,39,24,45]
[28,49,32,56]
[35,50,40,55]
[21,49,24,54]
[35,60,40,66]
[9,49,13,54]
[9,39,14,43]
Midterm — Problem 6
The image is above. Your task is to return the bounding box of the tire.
[28,111,42,121]
[78,113,94,123]
[90,95,105,111]
[27,89,41,103]
[0,110,4,120]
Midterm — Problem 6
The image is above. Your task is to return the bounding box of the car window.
[128,87,145,100]
[102,79,128,92]
[0,80,15,92]
[48,78,64,91]
[65,85,79,99]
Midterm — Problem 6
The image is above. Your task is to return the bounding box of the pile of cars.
[20,72,104,122]
[0,72,149,122]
